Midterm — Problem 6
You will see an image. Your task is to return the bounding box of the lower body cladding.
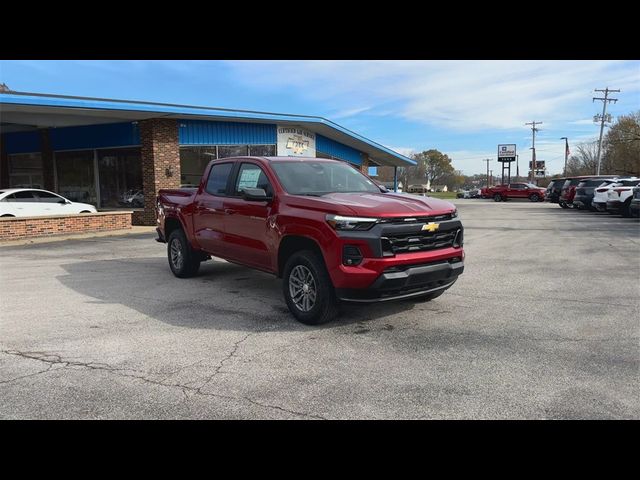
[606,200,623,213]
[592,201,607,212]
[631,200,640,217]
[336,258,464,302]
[572,195,594,210]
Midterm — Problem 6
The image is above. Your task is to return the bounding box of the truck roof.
[210,156,342,163]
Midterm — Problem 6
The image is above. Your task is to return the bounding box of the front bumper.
[336,259,464,302]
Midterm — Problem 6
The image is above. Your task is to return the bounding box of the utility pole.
[560,137,569,176]
[483,159,491,188]
[525,121,542,184]
[516,154,519,180]
[490,169,493,187]
[593,87,619,175]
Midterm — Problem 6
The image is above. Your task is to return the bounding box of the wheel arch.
[277,235,324,278]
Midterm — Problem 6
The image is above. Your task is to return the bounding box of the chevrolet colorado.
[156,157,464,325]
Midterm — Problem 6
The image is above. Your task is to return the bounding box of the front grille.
[382,228,460,254]
[379,214,453,224]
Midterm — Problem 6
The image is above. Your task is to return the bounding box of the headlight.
[451,209,458,218]
[326,214,378,231]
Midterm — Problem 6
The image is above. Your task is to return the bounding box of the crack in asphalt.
[0,348,326,420]
[192,332,254,394]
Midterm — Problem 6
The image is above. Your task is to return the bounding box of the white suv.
[605,179,640,217]
[592,178,638,212]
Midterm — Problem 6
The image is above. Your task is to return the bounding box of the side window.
[234,163,273,196]
[205,163,234,196]
[6,191,38,202]
[35,191,64,203]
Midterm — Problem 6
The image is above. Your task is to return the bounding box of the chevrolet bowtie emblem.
[422,222,439,232]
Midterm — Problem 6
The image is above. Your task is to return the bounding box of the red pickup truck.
[156,156,464,325]
[485,183,546,202]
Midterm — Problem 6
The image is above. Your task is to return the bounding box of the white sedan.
[0,188,97,217]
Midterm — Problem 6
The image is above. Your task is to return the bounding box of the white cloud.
[225,60,640,131]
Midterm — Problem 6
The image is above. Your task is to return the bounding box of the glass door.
[55,150,97,206]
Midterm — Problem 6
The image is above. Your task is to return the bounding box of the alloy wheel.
[289,265,317,312]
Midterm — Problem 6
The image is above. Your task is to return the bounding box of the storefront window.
[98,148,143,208]
[55,150,97,205]
[248,145,276,156]
[8,153,44,188]
[218,145,249,158]
[180,147,217,187]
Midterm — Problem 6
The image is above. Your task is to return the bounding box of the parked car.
[606,180,640,217]
[591,178,638,212]
[572,178,618,210]
[559,176,613,208]
[456,190,472,199]
[485,183,546,202]
[630,186,640,218]
[156,156,465,325]
[0,188,97,217]
[545,178,566,203]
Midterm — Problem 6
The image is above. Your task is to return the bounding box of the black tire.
[1,214,15,217]
[167,229,201,278]
[282,250,338,325]
[529,193,540,202]
[559,202,569,209]
[79,210,91,213]
[493,193,502,202]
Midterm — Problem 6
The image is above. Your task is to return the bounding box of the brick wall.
[138,118,181,226]
[360,153,370,174]
[0,211,132,242]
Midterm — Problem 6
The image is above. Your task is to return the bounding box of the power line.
[593,87,620,175]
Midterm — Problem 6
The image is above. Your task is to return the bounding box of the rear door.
[192,162,235,256]
[222,161,276,271]
[2,190,41,216]
[508,183,527,198]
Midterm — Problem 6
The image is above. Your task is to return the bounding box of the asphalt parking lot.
[1,200,638,419]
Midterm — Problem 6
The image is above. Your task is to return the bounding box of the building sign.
[277,125,316,157]
[498,144,516,162]
[529,160,546,170]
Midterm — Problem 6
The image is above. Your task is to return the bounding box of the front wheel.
[167,229,201,278]
[529,193,540,202]
[493,193,502,202]
[282,250,338,325]
[559,201,569,209]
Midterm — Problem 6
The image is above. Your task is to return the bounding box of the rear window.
[205,162,234,196]
[620,180,640,187]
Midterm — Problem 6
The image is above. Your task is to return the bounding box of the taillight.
[596,188,609,193]
[613,188,630,193]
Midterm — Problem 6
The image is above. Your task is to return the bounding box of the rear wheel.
[282,250,338,325]
[1,214,15,217]
[529,193,540,202]
[493,193,502,202]
[559,201,568,209]
[167,229,201,278]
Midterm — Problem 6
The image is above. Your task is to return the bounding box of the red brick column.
[360,153,370,174]
[0,134,8,189]
[137,118,181,226]
[41,129,55,191]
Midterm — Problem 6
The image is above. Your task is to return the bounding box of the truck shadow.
[57,257,416,332]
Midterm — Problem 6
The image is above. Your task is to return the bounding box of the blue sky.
[1,60,638,175]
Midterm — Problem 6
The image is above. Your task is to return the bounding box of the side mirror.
[241,187,272,201]
[58,198,68,204]
[379,185,389,193]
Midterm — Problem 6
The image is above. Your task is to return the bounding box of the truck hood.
[292,192,456,217]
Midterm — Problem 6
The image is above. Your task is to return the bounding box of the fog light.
[343,245,363,266]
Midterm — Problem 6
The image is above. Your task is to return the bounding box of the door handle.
[224,208,236,215]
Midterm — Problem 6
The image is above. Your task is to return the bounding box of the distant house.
[380,181,403,192]
[430,185,448,192]
[407,183,430,194]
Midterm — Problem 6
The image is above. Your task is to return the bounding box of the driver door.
[222,162,275,271]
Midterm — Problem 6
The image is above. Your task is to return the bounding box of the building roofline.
[0,90,416,166]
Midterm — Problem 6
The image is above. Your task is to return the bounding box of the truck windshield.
[271,161,381,195]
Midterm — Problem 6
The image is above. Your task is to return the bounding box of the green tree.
[602,111,640,176]
[412,149,455,186]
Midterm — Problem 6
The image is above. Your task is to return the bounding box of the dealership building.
[0,91,414,225]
